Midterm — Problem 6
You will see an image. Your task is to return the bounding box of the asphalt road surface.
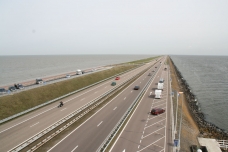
[47,58,167,152]
[0,58,162,152]
[110,57,172,152]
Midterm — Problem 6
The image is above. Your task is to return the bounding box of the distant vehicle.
[115,77,120,80]
[0,88,7,94]
[148,73,152,76]
[66,74,71,78]
[159,78,164,83]
[151,108,165,115]
[155,67,157,68]
[111,82,116,86]
[155,89,162,99]
[157,82,163,90]
[14,83,24,89]
[134,86,140,90]
[36,78,43,84]
[164,68,167,70]
[8,86,16,92]
[152,70,155,72]
[76,69,82,75]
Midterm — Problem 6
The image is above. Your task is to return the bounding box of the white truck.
[76,69,82,75]
[157,82,163,90]
[155,89,162,99]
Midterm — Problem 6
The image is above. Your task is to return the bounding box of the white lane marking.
[97,121,103,127]
[131,90,133,93]
[140,82,141,83]
[124,97,126,100]
[94,91,97,94]
[123,149,125,152]
[113,107,117,110]
[149,92,152,96]
[80,98,85,101]
[71,145,78,152]
[140,140,142,143]
[60,108,66,111]
[105,86,107,88]
[138,145,140,149]
[30,122,39,127]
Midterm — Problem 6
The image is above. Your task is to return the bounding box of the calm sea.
[170,55,228,132]
[0,54,153,86]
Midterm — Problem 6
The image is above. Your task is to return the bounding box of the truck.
[157,82,163,90]
[76,69,82,75]
[155,89,162,99]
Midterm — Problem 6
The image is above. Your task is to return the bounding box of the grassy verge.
[127,56,159,64]
[0,56,158,120]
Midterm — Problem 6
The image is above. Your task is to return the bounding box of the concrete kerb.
[0,65,142,124]
[96,70,155,152]
[10,66,149,152]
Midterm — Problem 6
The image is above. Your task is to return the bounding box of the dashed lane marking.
[30,122,39,127]
[71,145,78,152]
[97,121,103,127]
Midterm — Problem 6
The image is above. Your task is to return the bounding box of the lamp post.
[177,92,184,152]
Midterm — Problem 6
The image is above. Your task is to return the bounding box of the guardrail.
[96,70,155,152]
[8,66,150,152]
[0,65,142,124]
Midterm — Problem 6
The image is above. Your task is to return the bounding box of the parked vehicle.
[8,86,16,91]
[115,77,120,80]
[148,73,152,76]
[76,69,82,75]
[155,89,162,99]
[36,78,43,84]
[14,83,24,89]
[0,88,7,94]
[151,108,165,115]
[164,68,167,70]
[157,82,163,90]
[134,86,140,90]
[111,82,116,86]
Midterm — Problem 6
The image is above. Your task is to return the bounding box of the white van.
[155,89,162,99]
[76,69,82,75]
[157,82,163,90]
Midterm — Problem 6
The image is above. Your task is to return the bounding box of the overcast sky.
[0,0,228,55]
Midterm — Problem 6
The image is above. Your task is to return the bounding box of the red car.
[115,77,120,80]
[151,108,165,115]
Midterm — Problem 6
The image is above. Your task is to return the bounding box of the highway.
[47,58,166,152]
[0,58,160,152]
[110,57,172,152]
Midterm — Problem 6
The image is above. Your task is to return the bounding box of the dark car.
[36,78,43,84]
[159,78,164,83]
[151,108,165,115]
[148,73,152,76]
[111,82,116,86]
[152,70,155,72]
[115,77,120,80]
[134,86,140,90]
[14,83,24,89]
[9,86,16,92]
[155,67,157,68]
[0,88,7,94]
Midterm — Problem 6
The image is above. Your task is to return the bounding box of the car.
[152,70,155,72]
[111,82,116,86]
[8,86,16,91]
[148,73,152,76]
[36,78,43,84]
[115,77,120,80]
[159,78,164,83]
[151,108,165,115]
[155,67,157,68]
[0,88,7,94]
[66,74,71,78]
[164,68,167,70]
[14,83,24,89]
[134,86,140,90]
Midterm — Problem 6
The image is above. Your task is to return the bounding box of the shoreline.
[169,57,228,139]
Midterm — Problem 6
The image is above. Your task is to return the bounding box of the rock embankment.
[170,58,228,140]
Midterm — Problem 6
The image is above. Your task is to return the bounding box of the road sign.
[174,139,179,147]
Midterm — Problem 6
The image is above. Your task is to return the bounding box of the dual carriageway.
[0,56,173,152]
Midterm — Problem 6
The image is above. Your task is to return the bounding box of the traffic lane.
[0,61,152,132]
[0,63,154,151]
[48,64,155,152]
[110,61,167,152]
